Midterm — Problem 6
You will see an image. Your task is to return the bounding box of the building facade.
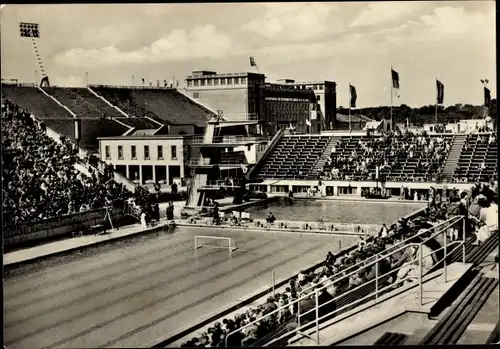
[185,71,337,134]
[98,135,190,185]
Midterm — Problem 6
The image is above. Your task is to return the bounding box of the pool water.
[245,199,425,225]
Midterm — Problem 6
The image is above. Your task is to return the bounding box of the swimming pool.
[245,198,425,225]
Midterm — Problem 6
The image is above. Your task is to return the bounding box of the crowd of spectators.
[318,131,452,182]
[2,98,133,226]
[181,189,491,347]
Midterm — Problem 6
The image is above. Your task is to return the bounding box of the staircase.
[306,136,340,179]
[441,134,467,181]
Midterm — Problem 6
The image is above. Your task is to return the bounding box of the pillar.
[139,165,143,185]
[126,165,130,179]
[152,165,157,184]
[166,165,170,185]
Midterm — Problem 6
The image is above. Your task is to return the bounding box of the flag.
[484,87,491,107]
[391,69,400,98]
[305,119,311,126]
[349,84,357,108]
[436,80,444,104]
[391,69,399,89]
[249,56,257,67]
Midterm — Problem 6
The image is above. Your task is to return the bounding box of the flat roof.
[97,135,192,141]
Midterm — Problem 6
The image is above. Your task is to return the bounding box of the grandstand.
[91,85,215,126]
[251,132,497,185]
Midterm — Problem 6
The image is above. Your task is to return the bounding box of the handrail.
[225,244,419,347]
[225,215,466,347]
[190,135,270,144]
[299,215,463,297]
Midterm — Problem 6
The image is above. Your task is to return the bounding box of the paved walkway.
[4,199,193,267]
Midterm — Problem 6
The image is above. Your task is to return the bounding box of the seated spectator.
[473,196,498,245]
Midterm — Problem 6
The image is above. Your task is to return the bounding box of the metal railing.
[225,215,466,347]
[298,215,464,298]
[190,136,270,144]
[189,158,212,166]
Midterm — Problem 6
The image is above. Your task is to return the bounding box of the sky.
[0,1,496,108]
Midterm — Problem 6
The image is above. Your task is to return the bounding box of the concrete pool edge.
[3,219,363,270]
[176,222,366,237]
[3,223,171,269]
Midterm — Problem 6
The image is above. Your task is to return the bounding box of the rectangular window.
[207,79,212,86]
[157,145,163,159]
[313,85,318,90]
[187,80,192,87]
[171,145,177,160]
[194,80,199,86]
[117,145,123,159]
[131,145,136,159]
[319,85,324,90]
[105,145,110,159]
[228,78,233,85]
[221,78,226,85]
[241,77,247,84]
[144,145,150,160]
[214,79,219,85]
[193,92,199,99]
[234,77,240,85]
[316,95,321,101]
[200,79,205,86]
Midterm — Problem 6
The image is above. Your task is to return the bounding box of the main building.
[185,70,338,135]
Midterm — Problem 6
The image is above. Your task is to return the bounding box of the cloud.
[377,6,495,44]
[52,74,87,87]
[350,2,428,28]
[54,24,232,68]
[242,3,339,41]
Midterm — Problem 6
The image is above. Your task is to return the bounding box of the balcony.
[190,135,270,145]
[189,158,212,166]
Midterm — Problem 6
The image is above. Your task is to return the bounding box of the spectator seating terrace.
[319,133,454,182]
[452,133,498,183]
[45,87,125,119]
[256,136,330,179]
[114,117,162,130]
[2,97,132,226]
[91,86,215,126]
[1,84,73,119]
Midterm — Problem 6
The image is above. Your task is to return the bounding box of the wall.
[186,88,249,121]
[3,207,126,251]
[252,179,474,197]
[99,137,186,169]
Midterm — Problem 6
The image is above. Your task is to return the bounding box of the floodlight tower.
[20,22,50,87]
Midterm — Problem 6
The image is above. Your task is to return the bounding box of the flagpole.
[348,81,352,133]
[390,66,393,131]
[435,79,438,131]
